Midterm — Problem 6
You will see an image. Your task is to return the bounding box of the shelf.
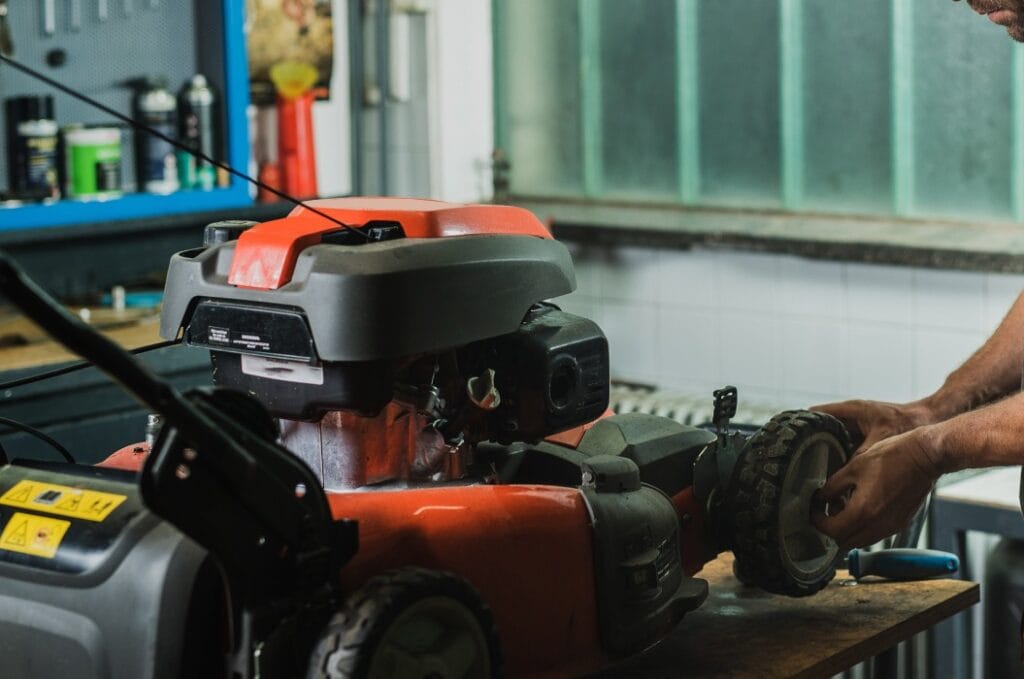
[0,184,252,233]
[0,0,251,235]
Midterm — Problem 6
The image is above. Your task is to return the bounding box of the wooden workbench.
[597,553,979,678]
[0,311,162,372]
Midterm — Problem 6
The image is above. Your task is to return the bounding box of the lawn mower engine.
[0,198,853,679]
[160,199,611,490]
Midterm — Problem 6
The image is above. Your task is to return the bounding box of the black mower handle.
[0,250,350,580]
[0,250,194,430]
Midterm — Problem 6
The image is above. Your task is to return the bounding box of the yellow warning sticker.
[0,511,71,559]
[0,480,127,522]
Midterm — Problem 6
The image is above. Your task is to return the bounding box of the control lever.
[712,385,738,435]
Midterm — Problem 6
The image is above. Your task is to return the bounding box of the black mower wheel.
[306,567,502,679]
[729,410,852,597]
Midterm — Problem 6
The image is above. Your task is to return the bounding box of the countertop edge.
[514,197,1024,273]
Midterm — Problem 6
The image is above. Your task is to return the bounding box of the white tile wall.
[550,244,1023,410]
[846,263,913,325]
[777,256,846,320]
[912,327,987,396]
[847,323,916,403]
[594,301,660,384]
[658,248,719,309]
[777,317,847,400]
[985,272,1024,333]
[599,246,663,303]
[659,307,720,394]
[912,269,986,332]
[717,252,779,314]
[719,310,778,396]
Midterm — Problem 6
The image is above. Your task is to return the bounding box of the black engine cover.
[487,305,610,443]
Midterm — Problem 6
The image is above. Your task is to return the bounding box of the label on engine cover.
[186,302,317,361]
[0,480,127,522]
[241,354,325,385]
[0,512,71,559]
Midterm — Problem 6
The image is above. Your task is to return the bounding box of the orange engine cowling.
[158,198,593,420]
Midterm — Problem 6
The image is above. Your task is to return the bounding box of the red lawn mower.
[0,198,851,678]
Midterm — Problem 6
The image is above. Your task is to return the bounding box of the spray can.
[176,74,219,190]
[5,95,60,200]
[132,77,178,194]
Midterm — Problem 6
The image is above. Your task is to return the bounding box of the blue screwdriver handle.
[847,548,959,580]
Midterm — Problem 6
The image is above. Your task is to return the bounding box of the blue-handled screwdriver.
[847,548,959,581]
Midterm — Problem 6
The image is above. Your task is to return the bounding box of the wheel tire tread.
[729,410,851,598]
[306,567,502,679]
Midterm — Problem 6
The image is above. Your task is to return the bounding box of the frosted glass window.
[801,0,892,214]
[597,0,678,198]
[495,0,582,196]
[493,0,1024,225]
[912,0,1014,221]
[696,0,781,207]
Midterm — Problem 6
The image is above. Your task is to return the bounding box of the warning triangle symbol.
[7,485,32,504]
[58,494,82,512]
[4,520,28,546]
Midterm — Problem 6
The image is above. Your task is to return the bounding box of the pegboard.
[0,0,228,193]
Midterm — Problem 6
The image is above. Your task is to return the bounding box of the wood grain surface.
[0,316,162,372]
[595,553,978,678]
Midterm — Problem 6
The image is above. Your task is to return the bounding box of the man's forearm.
[921,390,1024,473]
[919,292,1024,420]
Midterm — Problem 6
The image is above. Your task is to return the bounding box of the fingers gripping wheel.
[307,568,502,679]
[728,410,852,597]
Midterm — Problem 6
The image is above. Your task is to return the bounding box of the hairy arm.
[922,292,1024,419]
[923,390,1024,472]
[812,293,1024,548]
[814,390,1024,549]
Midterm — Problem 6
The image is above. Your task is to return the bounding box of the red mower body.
[92,197,723,676]
[50,196,851,679]
[0,171,853,679]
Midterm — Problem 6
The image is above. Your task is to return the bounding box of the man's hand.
[811,399,937,455]
[812,427,945,550]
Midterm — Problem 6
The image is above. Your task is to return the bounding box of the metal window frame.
[492,0,1024,229]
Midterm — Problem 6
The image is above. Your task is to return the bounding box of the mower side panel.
[327,484,609,678]
[0,464,216,679]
